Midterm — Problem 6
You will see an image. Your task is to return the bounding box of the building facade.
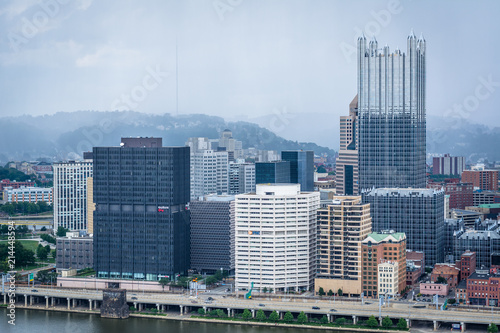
[281,151,314,191]
[357,33,426,190]
[335,95,359,195]
[453,224,500,269]
[255,161,290,185]
[56,235,93,270]
[53,160,93,231]
[315,196,372,296]
[228,162,255,195]
[190,195,235,274]
[458,251,477,281]
[4,186,52,204]
[361,232,407,298]
[430,264,460,288]
[362,188,445,266]
[466,270,500,306]
[190,150,229,200]
[93,138,190,281]
[432,154,465,176]
[235,184,319,293]
[462,170,499,191]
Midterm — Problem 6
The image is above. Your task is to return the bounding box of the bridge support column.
[161,305,165,312]
[67,298,70,310]
[156,304,160,312]
[461,322,465,332]
[30,295,33,306]
[4,293,7,304]
[138,303,142,312]
[51,297,54,307]
[406,319,411,328]
[45,296,48,308]
[180,305,183,315]
[72,299,76,308]
[433,320,440,331]
[379,317,383,326]
[279,311,283,320]
[227,308,232,317]
[327,314,331,323]
[352,315,357,325]
[251,309,255,318]
[95,300,99,309]
[89,299,92,311]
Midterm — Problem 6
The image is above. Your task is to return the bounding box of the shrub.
[320,315,328,324]
[197,308,205,316]
[318,287,325,296]
[335,317,346,325]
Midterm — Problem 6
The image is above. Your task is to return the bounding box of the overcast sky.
[1,0,499,128]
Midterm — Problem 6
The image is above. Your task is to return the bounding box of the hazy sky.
[1,0,499,128]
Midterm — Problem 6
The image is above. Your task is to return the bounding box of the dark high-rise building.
[362,188,445,266]
[336,95,359,195]
[255,161,290,185]
[281,150,314,191]
[93,137,190,281]
[190,195,234,274]
[357,32,426,190]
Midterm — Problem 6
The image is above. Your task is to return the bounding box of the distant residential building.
[462,170,499,191]
[4,186,52,204]
[453,221,500,269]
[218,129,243,161]
[0,179,35,191]
[235,184,319,293]
[190,150,229,200]
[430,263,460,288]
[362,188,445,266]
[185,137,212,153]
[281,150,314,191]
[228,162,255,195]
[458,251,477,281]
[315,196,372,297]
[255,161,290,185]
[56,235,93,270]
[432,154,465,175]
[427,182,474,210]
[361,231,407,298]
[190,195,235,274]
[336,95,359,195]
[53,160,93,231]
[466,270,500,306]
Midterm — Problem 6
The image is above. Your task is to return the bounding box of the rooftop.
[362,232,406,244]
[362,187,444,197]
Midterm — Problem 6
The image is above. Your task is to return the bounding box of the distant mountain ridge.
[0,111,336,163]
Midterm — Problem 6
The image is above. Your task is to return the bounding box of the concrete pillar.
[67,298,70,310]
[94,300,98,309]
[461,322,465,332]
[279,311,283,320]
[227,308,232,317]
[161,305,165,312]
[156,304,160,312]
[433,320,439,331]
[51,297,54,307]
[180,305,184,315]
[72,299,76,308]
[138,303,142,312]
[406,318,411,328]
[45,296,49,308]
[352,315,357,325]
[30,295,33,306]
[251,309,255,318]
[327,314,331,323]
[379,317,383,326]
[89,299,92,311]
[3,293,6,304]
[133,302,137,310]
[57,298,60,305]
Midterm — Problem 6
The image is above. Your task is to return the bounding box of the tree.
[488,323,499,333]
[197,308,205,316]
[337,288,343,297]
[216,309,226,318]
[0,225,8,234]
[283,311,294,323]
[159,278,169,291]
[269,311,279,322]
[40,226,47,231]
[262,287,268,293]
[366,315,379,328]
[436,276,447,284]
[297,311,307,324]
[256,309,266,322]
[36,246,48,261]
[269,288,273,293]
[44,244,51,252]
[56,226,69,237]
[320,315,328,324]
[318,287,325,296]
[16,225,29,234]
[382,316,393,328]
[448,298,456,304]
[335,317,346,325]
[397,318,407,330]
[209,309,218,317]
[241,309,252,320]
[317,165,327,173]
[205,275,218,286]
[327,289,334,297]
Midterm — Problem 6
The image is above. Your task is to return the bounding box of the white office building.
[235,184,320,293]
[4,186,53,204]
[378,261,399,296]
[190,150,229,200]
[53,160,93,231]
[229,162,256,195]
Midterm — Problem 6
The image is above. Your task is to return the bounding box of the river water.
[1,308,350,333]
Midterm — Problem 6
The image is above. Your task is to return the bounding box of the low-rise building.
[3,186,53,204]
[455,279,467,303]
[466,270,500,306]
[406,250,425,276]
[457,251,476,281]
[430,263,460,288]
[406,260,421,286]
[56,235,93,271]
[420,282,450,296]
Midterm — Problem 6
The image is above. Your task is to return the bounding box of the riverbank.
[6,304,404,332]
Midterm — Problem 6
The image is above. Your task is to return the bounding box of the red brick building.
[428,180,473,210]
[457,251,476,281]
[431,263,460,288]
[406,250,425,276]
[462,170,499,191]
[466,270,500,306]
[0,179,35,191]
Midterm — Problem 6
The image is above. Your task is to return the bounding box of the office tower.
[315,196,372,296]
[185,137,212,153]
[229,162,255,195]
[218,129,243,161]
[336,95,359,195]
[190,150,229,200]
[281,150,314,191]
[53,160,93,231]
[357,32,426,190]
[361,231,407,298]
[235,184,319,292]
[453,221,500,269]
[363,188,445,266]
[433,154,466,176]
[93,137,190,281]
[190,195,235,274]
[462,170,499,191]
[255,161,290,184]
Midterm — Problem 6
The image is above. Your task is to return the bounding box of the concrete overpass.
[3,287,499,332]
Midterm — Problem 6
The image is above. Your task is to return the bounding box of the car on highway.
[191,300,198,304]
[258,304,265,307]
[207,297,214,301]
[329,309,337,312]
[131,297,137,300]
[312,306,320,310]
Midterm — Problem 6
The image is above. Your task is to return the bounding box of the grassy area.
[17,240,40,253]
[14,263,46,272]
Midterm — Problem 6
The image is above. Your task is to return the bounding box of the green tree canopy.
[269,311,279,322]
[337,288,343,296]
[297,311,307,324]
[488,323,499,333]
[397,318,407,330]
[241,309,252,320]
[327,289,334,297]
[436,276,447,284]
[366,315,379,328]
[318,287,325,296]
[335,317,346,325]
[256,309,266,321]
[56,226,69,237]
[283,311,294,323]
[382,316,393,328]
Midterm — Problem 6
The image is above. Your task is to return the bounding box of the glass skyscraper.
[281,150,314,191]
[357,32,426,190]
[255,161,290,185]
[93,138,190,281]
